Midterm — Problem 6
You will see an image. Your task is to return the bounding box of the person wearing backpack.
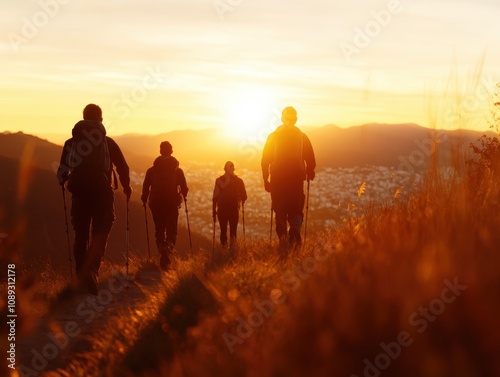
[212,161,247,250]
[141,141,189,270]
[261,106,316,253]
[57,104,132,294]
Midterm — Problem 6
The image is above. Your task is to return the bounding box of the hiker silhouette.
[261,106,316,253]
[141,141,189,270]
[212,161,247,250]
[57,104,132,295]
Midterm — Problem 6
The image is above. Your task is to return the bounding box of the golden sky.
[1,0,499,143]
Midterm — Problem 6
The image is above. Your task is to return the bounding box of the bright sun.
[223,87,276,140]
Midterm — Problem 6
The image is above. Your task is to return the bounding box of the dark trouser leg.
[71,194,92,277]
[288,214,303,248]
[274,210,288,241]
[165,205,179,252]
[151,205,167,255]
[272,191,288,246]
[87,232,110,276]
[218,210,229,247]
[86,190,115,277]
[288,182,305,248]
[228,207,239,249]
[271,178,305,250]
[151,204,173,270]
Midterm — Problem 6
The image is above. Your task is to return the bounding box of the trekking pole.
[126,197,130,276]
[304,179,311,249]
[61,185,73,280]
[184,196,193,255]
[212,215,216,258]
[242,202,246,251]
[143,204,151,260]
[269,201,273,244]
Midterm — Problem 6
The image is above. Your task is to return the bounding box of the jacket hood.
[153,155,179,171]
[72,120,107,139]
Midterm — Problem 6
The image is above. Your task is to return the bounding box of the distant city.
[130,164,423,239]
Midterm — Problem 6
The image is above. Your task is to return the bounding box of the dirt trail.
[14,265,169,377]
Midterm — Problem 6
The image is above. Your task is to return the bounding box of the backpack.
[150,156,181,206]
[67,120,112,194]
[216,176,241,209]
[271,125,305,178]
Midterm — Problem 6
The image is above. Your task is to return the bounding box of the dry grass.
[107,147,500,377]
[5,158,500,377]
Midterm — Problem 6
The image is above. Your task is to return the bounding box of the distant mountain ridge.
[0,131,153,174]
[302,123,471,170]
[1,124,494,174]
[113,123,493,171]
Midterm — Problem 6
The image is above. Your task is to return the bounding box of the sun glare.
[223,87,276,141]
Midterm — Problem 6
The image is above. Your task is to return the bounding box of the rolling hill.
[0,131,153,175]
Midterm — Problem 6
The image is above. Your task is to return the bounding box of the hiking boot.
[71,275,89,296]
[160,253,170,271]
[278,237,289,261]
[229,241,236,253]
[279,237,289,250]
[86,273,98,295]
[289,228,302,249]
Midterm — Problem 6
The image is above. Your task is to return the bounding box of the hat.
[160,141,173,156]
